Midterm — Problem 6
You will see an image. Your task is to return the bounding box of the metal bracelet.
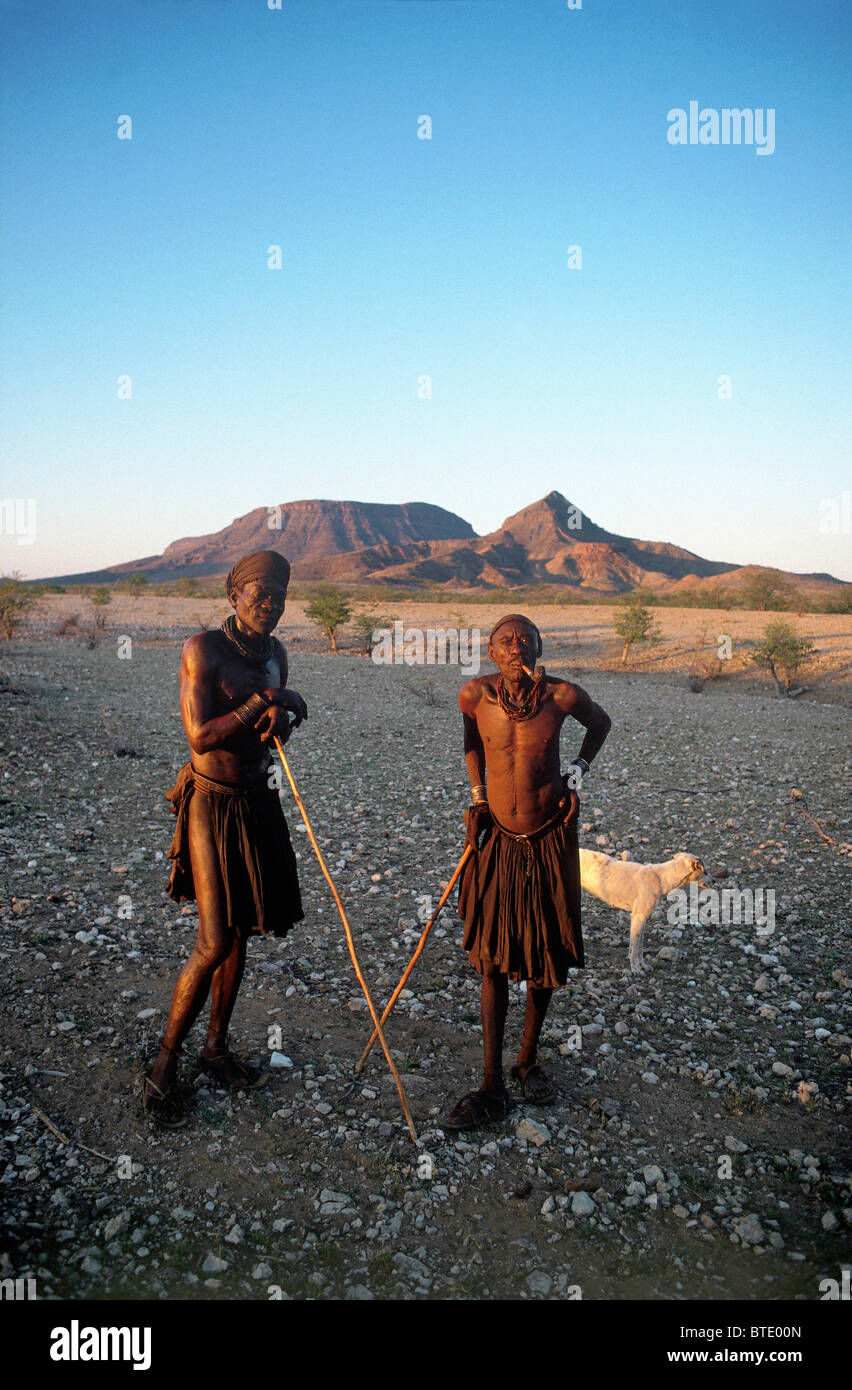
[234,691,271,726]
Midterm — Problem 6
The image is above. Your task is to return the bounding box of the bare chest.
[216,652,281,707]
[477,694,563,757]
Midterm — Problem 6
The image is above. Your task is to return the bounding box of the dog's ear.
[691,858,704,874]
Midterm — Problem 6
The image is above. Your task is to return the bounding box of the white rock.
[103,1212,129,1240]
[269,1052,292,1069]
[771,1061,792,1076]
[732,1213,765,1245]
[514,1117,550,1147]
[571,1191,596,1216]
[202,1253,228,1273]
[724,1135,749,1154]
[821,1212,839,1231]
[642,1165,665,1185]
[527,1270,552,1295]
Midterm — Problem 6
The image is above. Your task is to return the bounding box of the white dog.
[579,848,707,973]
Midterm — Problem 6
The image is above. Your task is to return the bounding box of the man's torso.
[184,630,285,785]
[474,675,569,835]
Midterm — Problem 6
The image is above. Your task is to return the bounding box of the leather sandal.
[197,1049,268,1089]
[142,1072,187,1128]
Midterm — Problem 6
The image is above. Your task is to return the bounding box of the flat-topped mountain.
[55,499,475,585]
[48,490,849,598]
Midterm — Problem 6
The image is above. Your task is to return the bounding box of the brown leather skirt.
[164,763,303,938]
[458,799,583,988]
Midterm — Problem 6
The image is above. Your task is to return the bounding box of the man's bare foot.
[511,1062,556,1105]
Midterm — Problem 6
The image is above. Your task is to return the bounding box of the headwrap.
[488,613,542,657]
[225,550,291,598]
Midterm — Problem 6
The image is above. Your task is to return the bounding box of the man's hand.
[464,803,493,851]
[264,687,308,727]
[254,704,295,745]
[562,788,580,824]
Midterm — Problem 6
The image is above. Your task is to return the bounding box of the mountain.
[46,490,850,598]
[312,490,738,590]
[52,499,475,585]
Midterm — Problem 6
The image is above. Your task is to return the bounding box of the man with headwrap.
[142,550,308,1126]
[442,614,611,1130]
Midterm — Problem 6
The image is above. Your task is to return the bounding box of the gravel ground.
[0,627,850,1302]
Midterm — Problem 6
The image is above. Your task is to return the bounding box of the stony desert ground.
[1,596,850,1302]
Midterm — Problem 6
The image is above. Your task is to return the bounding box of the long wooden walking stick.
[273,736,418,1144]
[356,844,473,1075]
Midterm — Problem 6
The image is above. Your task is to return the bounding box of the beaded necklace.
[220,615,272,666]
[496,669,544,721]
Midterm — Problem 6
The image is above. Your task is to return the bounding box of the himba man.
[443,613,612,1129]
[142,550,307,1126]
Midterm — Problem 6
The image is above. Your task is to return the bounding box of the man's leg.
[481,974,509,1096]
[442,972,512,1128]
[203,932,248,1058]
[513,985,556,1102]
[147,792,232,1098]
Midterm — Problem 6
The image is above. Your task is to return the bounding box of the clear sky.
[1,0,850,581]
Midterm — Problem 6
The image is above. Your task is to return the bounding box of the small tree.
[350,609,393,657]
[0,572,41,639]
[750,620,815,696]
[90,585,112,628]
[305,584,352,652]
[613,595,660,664]
[740,570,795,612]
[175,576,200,597]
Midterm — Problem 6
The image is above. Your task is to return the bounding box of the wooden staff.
[273,736,418,1144]
[356,844,473,1074]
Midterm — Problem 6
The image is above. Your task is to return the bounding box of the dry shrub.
[56,612,81,636]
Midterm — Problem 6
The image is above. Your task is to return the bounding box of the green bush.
[612,596,661,664]
[305,584,353,652]
[0,572,41,639]
[750,620,815,695]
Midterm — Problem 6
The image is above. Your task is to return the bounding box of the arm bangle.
[234,691,271,726]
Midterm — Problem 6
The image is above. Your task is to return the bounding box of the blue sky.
[1,0,850,580]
